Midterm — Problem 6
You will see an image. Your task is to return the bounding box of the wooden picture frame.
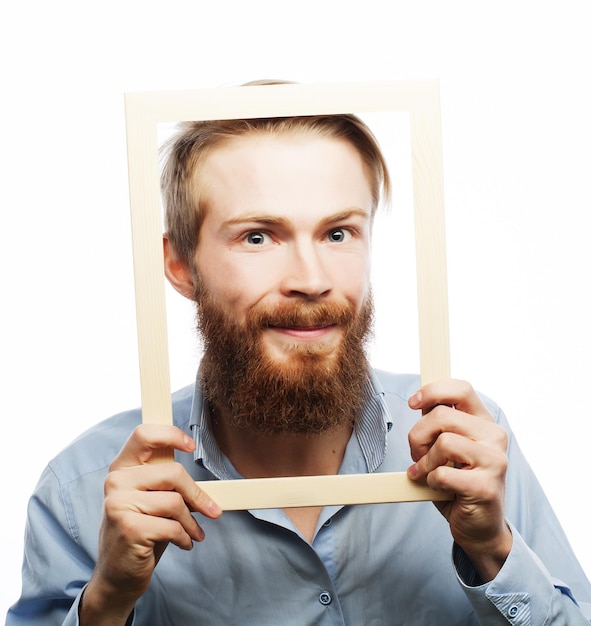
[124,80,451,509]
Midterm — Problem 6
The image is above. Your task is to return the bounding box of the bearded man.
[8,114,591,625]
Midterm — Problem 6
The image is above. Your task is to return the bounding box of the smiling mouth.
[266,324,337,339]
[270,324,334,331]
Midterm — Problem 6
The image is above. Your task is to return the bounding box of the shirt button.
[323,518,332,527]
[319,591,332,605]
[508,604,519,617]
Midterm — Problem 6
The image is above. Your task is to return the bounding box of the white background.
[1,0,590,615]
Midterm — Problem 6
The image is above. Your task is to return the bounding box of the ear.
[163,235,196,300]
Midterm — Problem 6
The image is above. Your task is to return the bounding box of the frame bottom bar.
[196,472,453,510]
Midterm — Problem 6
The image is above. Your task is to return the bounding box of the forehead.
[196,131,374,216]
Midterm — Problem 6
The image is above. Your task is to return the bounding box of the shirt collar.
[189,369,393,479]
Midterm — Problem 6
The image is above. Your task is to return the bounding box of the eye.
[327,228,351,243]
[245,231,270,245]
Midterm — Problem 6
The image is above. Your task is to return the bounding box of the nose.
[280,240,332,300]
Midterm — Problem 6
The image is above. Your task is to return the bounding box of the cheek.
[197,255,275,314]
[335,255,371,302]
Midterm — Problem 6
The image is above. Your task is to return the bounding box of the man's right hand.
[80,424,222,625]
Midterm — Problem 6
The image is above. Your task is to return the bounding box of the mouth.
[267,324,337,340]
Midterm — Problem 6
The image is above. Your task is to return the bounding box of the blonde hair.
[161,113,391,264]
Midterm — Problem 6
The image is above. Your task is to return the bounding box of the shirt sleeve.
[454,525,591,624]
[450,399,591,624]
[6,466,92,625]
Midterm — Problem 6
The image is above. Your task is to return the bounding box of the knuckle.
[426,465,452,490]
[157,462,187,491]
[166,462,185,483]
[101,494,117,520]
[495,452,509,476]
[167,491,187,515]
[172,461,188,479]
[102,494,127,526]
[437,431,456,452]
[496,427,509,451]
[103,471,122,493]
[456,379,474,397]
[430,404,447,420]
[130,424,149,445]
[485,423,509,452]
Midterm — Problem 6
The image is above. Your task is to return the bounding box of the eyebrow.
[221,208,371,230]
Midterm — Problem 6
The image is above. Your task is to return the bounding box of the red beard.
[196,292,373,435]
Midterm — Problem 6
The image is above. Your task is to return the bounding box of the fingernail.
[409,391,422,409]
[208,500,222,516]
[407,464,419,479]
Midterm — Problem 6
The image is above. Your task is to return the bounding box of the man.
[8,112,591,625]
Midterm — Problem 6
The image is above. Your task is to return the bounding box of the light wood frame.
[124,80,451,509]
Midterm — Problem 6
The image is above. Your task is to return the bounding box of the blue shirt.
[7,371,591,624]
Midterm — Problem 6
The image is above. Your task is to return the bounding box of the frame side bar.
[411,82,451,384]
[125,94,174,441]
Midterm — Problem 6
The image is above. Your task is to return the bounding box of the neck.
[211,407,353,479]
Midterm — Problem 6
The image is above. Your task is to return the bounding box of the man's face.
[193,132,374,358]
[189,131,375,434]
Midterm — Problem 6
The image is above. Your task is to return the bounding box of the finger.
[415,462,506,500]
[105,462,223,519]
[408,431,507,480]
[408,441,508,503]
[105,489,206,546]
[408,379,492,421]
[110,424,196,469]
[408,405,507,461]
[105,505,202,551]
